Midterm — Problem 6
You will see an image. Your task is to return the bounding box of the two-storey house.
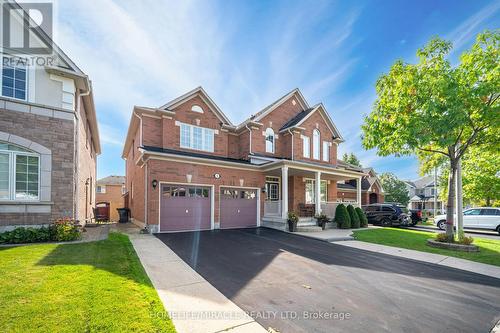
[123,87,365,233]
[0,3,100,230]
[405,175,444,214]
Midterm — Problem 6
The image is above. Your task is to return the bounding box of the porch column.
[356,177,362,207]
[315,171,321,215]
[281,165,289,219]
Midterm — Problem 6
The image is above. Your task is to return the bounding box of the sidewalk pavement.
[113,223,267,333]
[294,226,377,242]
[331,240,500,280]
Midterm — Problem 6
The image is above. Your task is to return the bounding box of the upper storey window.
[180,123,214,152]
[1,57,27,101]
[322,141,330,162]
[265,128,275,153]
[313,129,320,160]
[302,136,310,158]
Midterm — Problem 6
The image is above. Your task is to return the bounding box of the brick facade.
[96,184,124,221]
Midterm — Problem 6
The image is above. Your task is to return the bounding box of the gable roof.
[97,175,125,185]
[279,103,343,141]
[406,175,434,189]
[250,88,309,122]
[160,86,233,126]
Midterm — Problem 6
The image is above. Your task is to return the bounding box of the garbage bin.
[117,208,130,223]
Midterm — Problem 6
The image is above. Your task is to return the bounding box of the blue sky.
[55,0,500,180]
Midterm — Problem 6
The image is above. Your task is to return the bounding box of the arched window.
[312,129,320,159]
[0,141,40,200]
[265,128,275,153]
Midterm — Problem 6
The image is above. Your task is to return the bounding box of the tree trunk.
[486,197,491,206]
[446,163,456,240]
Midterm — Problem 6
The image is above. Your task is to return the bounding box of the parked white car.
[435,207,500,234]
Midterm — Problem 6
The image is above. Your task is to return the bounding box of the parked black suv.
[362,203,412,227]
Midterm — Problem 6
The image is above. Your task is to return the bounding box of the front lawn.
[353,228,500,267]
[0,232,176,332]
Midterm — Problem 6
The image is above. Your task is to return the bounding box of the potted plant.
[287,211,299,232]
[315,213,330,230]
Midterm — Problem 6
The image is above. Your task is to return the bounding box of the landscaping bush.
[355,207,368,227]
[435,233,453,243]
[458,236,474,245]
[347,205,360,228]
[0,218,81,244]
[335,204,351,229]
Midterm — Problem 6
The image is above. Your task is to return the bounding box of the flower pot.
[288,220,297,232]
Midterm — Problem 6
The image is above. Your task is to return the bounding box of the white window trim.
[265,128,275,154]
[322,141,330,162]
[313,129,320,160]
[304,179,327,204]
[0,147,40,202]
[1,56,29,102]
[179,123,215,153]
[97,185,106,194]
[301,135,310,158]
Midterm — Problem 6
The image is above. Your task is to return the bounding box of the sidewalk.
[331,240,500,279]
[294,226,378,242]
[113,223,267,333]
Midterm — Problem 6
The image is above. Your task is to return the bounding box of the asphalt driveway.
[156,228,500,333]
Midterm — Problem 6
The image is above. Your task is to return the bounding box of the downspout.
[245,124,252,154]
[288,129,294,160]
[144,156,148,231]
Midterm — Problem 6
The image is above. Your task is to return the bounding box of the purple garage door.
[160,184,211,232]
[220,188,258,229]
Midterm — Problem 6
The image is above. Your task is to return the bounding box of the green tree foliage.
[335,204,351,229]
[362,31,500,238]
[355,207,368,227]
[347,205,360,228]
[341,153,362,167]
[379,172,410,206]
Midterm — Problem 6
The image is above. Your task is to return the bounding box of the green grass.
[353,228,500,267]
[0,232,176,333]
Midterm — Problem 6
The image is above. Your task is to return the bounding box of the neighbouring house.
[123,86,369,233]
[0,3,100,230]
[337,167,384,205]
[404,175,444,214]
[96,176,125,221]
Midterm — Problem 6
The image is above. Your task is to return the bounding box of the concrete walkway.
[113,223,267,333]
[331,240,500,280]
[294,226,376,242]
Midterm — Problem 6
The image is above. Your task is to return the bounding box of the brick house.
[337,167,384,205]
[0,4,100,230]
[123,87,368,233]
[96,176,125,221]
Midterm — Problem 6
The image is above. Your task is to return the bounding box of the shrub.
[458,235,474,245]
[0,218,81,244]
[435,233,453,243]
[335,204,351,229]
[347,205,360,228]
[315,213,330,225]
[355,207,368,227]
[287,211,299,224]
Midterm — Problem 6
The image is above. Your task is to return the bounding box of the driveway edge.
[113,224,267,333]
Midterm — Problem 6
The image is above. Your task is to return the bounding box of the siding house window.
[2,57,27,101]
[313,129,320,160]
[322,141,329,162]
[265,128,275,153]
[0,142,39,201]
[180,123,214,152]
[302,136,310,158]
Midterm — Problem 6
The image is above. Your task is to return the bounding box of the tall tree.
[379,173,410,206]
[342,153,362,167]
[362,31,500,239]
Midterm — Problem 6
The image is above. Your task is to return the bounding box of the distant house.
[404,176,444,213]
[96,176,125,221]
[337,167,384,205]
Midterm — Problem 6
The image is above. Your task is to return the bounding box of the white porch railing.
[264,200,282,217]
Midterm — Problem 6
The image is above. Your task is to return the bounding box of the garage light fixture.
[152,179,158,189]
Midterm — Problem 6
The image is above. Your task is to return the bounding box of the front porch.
[261,163,364,229]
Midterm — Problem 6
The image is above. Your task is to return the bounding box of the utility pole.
[455,158,464,240]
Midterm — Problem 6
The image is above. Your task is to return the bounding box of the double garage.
[159,184,259,232]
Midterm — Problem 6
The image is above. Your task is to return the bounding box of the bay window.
[180,123,215,152]
[0,142,40,201]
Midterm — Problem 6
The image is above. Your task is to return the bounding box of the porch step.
[296,225,323,232]
[261,217,287,231]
